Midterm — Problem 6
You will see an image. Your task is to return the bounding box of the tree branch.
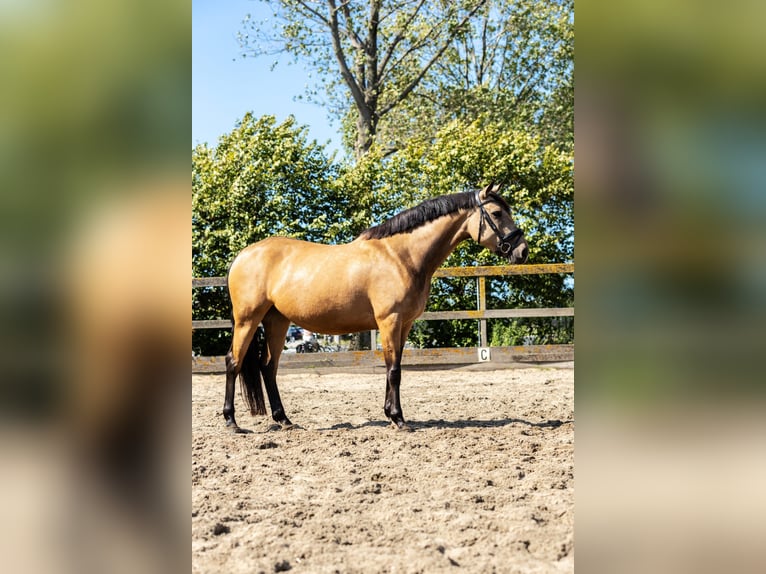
[378,0,428,77]
[378,0,489,118]
[379,13,451,86]
[339,0,365,50]
[366,0,381,106]
[477,8,488,85]
[327,0,369,121]
[294,0,330,24]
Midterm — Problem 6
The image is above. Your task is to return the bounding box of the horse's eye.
[491,210,502,218]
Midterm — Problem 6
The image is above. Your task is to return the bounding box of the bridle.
[475,190,524,256]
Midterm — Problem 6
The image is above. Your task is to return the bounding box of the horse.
[223,182,529,432]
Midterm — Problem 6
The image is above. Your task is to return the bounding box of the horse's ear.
[479,182,495,200]
[490,182,504,194]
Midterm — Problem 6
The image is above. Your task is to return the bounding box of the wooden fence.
[192,263,573,372]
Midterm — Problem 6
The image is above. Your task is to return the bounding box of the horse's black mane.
[358,191,481,240]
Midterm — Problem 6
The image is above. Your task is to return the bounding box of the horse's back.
[228,236,322,296]
[228,237,381,332]
[230,236,341,280]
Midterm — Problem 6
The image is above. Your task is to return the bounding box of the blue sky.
[192,0,342,153]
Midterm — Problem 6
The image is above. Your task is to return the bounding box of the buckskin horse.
[223,183,528,431]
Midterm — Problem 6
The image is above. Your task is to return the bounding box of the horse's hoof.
[391,421,414,432]
[227,424,248,434]
[267,422,298,432]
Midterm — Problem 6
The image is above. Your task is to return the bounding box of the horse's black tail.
[239,326,267,416]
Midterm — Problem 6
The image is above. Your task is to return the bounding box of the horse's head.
[468,183,529,264]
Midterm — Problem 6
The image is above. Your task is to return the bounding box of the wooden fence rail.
[191,263,572,289]
[192,263,573,370]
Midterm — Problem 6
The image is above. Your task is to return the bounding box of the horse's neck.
[387,212,470,278]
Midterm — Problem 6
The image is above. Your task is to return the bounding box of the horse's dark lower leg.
[261,308,292,428]
[223,350,239,429]
[380,327,407,429]
[223,319,260,432]
[384,364,405,429]
[261,361,292,427]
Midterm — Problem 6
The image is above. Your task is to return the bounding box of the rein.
[475,190,524,256]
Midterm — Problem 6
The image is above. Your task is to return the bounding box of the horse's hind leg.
[261,308,293,428]
[224,319,258,431]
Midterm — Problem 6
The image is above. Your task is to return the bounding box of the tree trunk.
[355,109,375,158]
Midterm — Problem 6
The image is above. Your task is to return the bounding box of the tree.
[241,0,572,156]
[192,113,348,353]
[367,114,573,347]
[377,0,573,153]
[240,0,489,158]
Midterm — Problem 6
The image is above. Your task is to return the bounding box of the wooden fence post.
[477,276,487,347]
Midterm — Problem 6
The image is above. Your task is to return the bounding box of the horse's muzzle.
[510,244,529,264]
[498,229,528,263]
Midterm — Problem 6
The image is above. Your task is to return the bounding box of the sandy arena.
[192,365,574,573]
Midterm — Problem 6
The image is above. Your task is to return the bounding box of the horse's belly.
[271,288,376,334]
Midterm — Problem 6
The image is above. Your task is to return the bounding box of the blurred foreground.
[0,1,189,573]
[577,1,766,572]
[1,185,189,574]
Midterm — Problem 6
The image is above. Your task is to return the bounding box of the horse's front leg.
[379,316,411,431]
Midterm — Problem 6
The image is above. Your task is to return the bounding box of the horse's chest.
[394,283,431,319]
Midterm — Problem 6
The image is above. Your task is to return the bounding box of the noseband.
[475,190,524,256]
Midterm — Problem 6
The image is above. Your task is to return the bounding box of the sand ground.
[192,365,574,573]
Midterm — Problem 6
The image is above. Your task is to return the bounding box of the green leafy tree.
[379,0,574,152]
[240,1,572,157]
[239,0,489,158]
[367,115,573,346]
[192,113,349,354]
